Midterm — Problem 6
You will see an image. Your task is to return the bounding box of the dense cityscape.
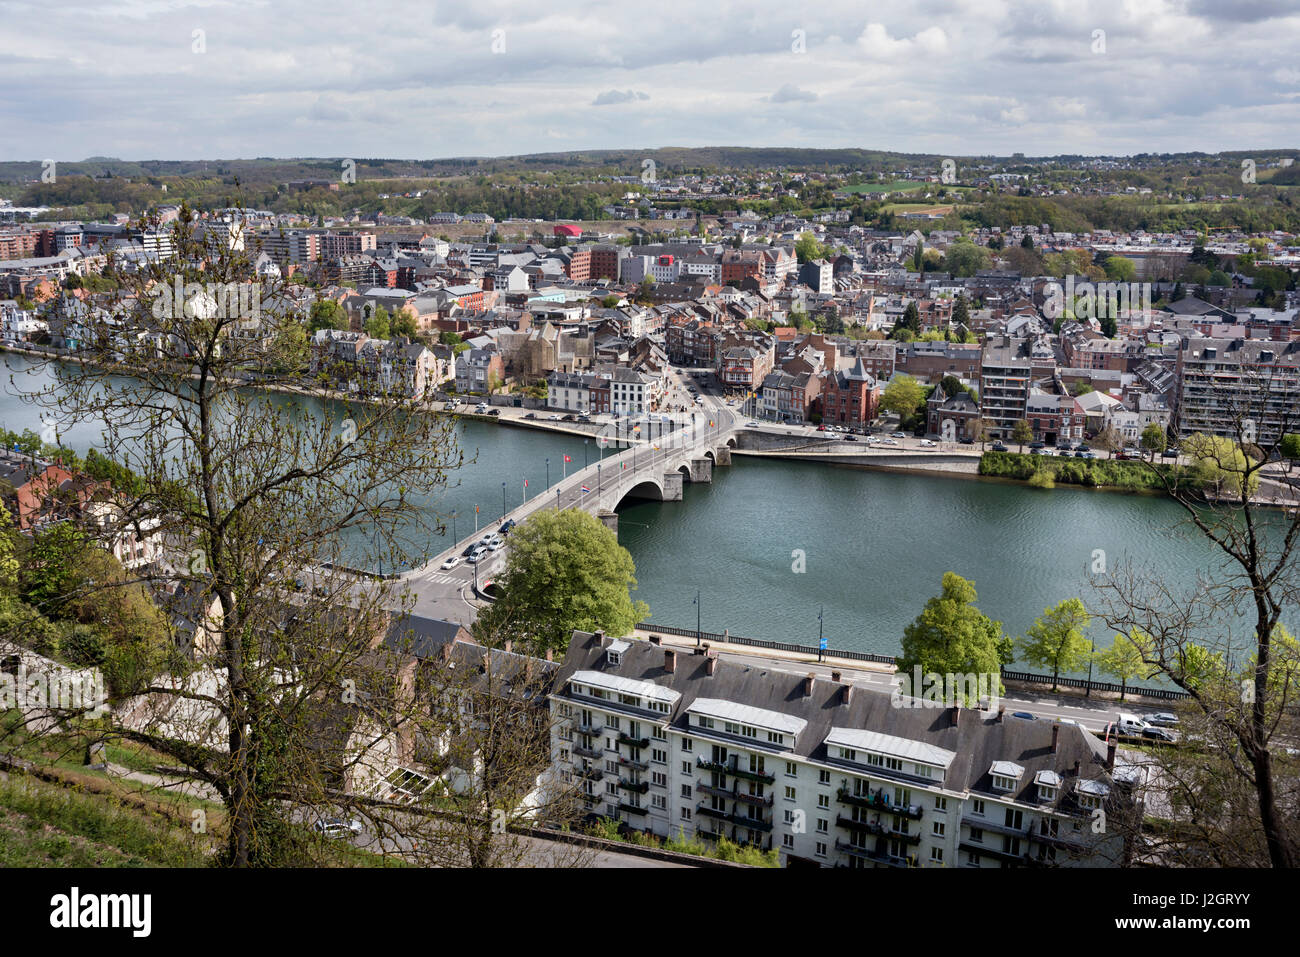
[0,0,1295,941]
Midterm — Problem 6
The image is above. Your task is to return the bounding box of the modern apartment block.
[1176,337,1300,443]
[548,632,1131,869]
[980,336,1033,438]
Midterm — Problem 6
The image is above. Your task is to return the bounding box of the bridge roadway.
[396,398,737,622]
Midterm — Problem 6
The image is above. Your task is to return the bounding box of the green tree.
[1103,255,1137,282]
[1010,419,1034,451]
[1017,598,1092,691]
[307,298,349,332]
[794,231,825,264]
[363,304,390,340]
[0,505,19,595]
[1184,433,1260,499]
[880,374,925,420]
[1140,422,1167,460]
[1279,433,1300,473]
[951,294,970,329]
[390,307,419,339]
[897,572,1011,704]
[1094,629,1156,700]
[477,509,650,657]
[942,240,990,278]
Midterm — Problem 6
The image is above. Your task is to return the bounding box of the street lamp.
[597,462,602,493]
[546,457,550,489]
[694,588,702,646]
[451,510,456,544]
[584,437,589,468]
[818,605,825,663]
[501,481,506,519]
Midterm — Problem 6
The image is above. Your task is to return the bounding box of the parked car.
[816,424,827,431]
[746,421,760,428]
[488,409,500,416]
[1029,441,1045,449]
[313,818,362,838]
[960,437,974,445]
[562,414,575,422]
[1116,713,1150,735]
[548,414,561,421]
[498,519,517,536]
[1140,726,1177,743]
[1162,448,1179,458]
[844,434,858,442]
[1147,712,1180,727]
[992,442,1009,452]
[891,431,906,438]
[1010,711,1037,721]
[487,537,505,552]
[524,412,537,420]
[919,439,935,447]
[467,546,488,564]
[440,555,461,570]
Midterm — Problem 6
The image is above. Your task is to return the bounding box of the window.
[782,834,794,848]
[680,738,693,752]
[816,818,828,834]
[935,796,948,812]
[972,799,985,816]
[652,725,667,739]
[969,827,983,844]
[930,847,944,864]
[815,841,827,857]
[607,716,620,730]
[817,794,830,810]
[680,784,692,798]
[681,761,692,776]
[992,774,1016,791]
[932,821,945,837]
[818,770,831,785]
[652,794,666,810]
[680,807,692,821]
[652,748,667,764]
[784,786,797,801]
[785,762,797,777]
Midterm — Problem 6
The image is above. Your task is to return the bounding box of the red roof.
[553,224,582,237]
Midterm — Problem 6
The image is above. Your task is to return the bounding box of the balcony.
[961,816,1029,839]
[835,815,920,844]
[579,767,604,782]
[618,802,649,817]
[696,802,729,821]
[573,744,602,760]
[618,778,650,794]
[575,721,603,736]
[834,839,910,869]
[617,732,650,750]
[836,787,923,820]
[695,756,775,785]
[618,755,649,772]
[959,841,1026,866]
[730,811,773,833]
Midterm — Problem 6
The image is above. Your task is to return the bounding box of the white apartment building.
[549,631,1131,868]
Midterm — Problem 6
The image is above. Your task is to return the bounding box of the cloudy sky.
[1,0,1297,161]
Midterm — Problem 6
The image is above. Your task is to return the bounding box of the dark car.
[991,442,1009,452]
[524,412,537,420]
[844,434,858,442]
[498,519,517,536]
[1141,727,1177,743]
[1029,441,1045,449]
[1074,450,1088,458]
[1162,448,1178,458]
[462,543,480,558]
[488,409,500,416]
[960,437,974,445]
[1075,442,1090,451]
[562,414,575,422]
[1010,711,1037,721]
[1147,712,1180,727]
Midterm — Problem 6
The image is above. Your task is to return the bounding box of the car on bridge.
[440,555,461,570]
[487,537,505,552]
[467,545,488,564]
[499,519,517,536]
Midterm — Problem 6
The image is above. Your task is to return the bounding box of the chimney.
[997,704,1005,722]
[441,642,453,664]
[664,649,677,673]
[1106,741,1116,770]
[841,683,853,706]
[951,702,961,728]
[545,648,553,662]
[1050,723,1059,753]
[594,629,606,646]
[831,670,842,683]
[503,639,512,654]
[802,673,815,697]
[1072,759,1081,777]
[705,654,718,676]
[649,634,662,646]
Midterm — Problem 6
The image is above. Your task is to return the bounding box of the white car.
[919,439,935,447]
[440,555,461,570]
[746,421,760,428]
[313,818,362,838]
[467,546,488,564]
[487,537,504,552]
[548,414,561,421]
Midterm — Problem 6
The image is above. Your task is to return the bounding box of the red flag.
[563,455,571,463]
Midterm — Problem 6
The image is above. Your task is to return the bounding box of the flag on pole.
[523,478,528,488]
[563,455,571,463]
[580,484,591,493]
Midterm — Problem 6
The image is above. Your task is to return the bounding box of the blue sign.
[819,637,827,651]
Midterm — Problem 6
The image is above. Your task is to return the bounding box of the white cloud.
[770,83,818,103]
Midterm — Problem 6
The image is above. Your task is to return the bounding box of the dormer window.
[992,774,1017,792]
[1034,770,1062,803]
[989,761,1024,793]
[606,639,629,666]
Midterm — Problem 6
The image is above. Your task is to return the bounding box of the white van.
[1116,713,1149,735]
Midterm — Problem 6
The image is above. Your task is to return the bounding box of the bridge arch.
[616,477,666,507]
